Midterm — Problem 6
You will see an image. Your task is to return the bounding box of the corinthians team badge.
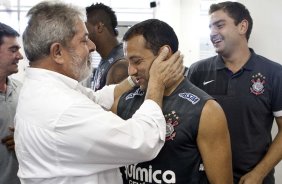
[250,73,265,95]
[165,111,179,141]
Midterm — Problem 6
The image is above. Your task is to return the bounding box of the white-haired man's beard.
[69,50,92,82]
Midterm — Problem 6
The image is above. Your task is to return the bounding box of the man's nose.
[16,51,24,60]
[88,39,96,53]
[128,64,137,76]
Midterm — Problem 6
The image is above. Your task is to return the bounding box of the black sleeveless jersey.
[117,79,213,184]
[93,43,124,91]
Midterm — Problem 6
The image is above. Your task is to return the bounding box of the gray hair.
[23,1,84,62]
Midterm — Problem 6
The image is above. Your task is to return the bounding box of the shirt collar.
[26,67,79,89]
[215,48,256,71]
[4,77,20,97]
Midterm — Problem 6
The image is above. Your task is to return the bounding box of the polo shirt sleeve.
[272,70,282,117]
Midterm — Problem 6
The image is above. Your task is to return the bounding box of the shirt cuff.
[273,110,282,117]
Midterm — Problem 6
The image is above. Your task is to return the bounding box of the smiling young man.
[111,19,233,184]
[188,2,282,184]
[0,22,23,184]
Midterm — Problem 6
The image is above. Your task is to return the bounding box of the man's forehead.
[1,36,20,46]
[74,20,89,37]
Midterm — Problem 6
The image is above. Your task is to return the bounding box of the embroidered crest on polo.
[125,88,144,100]
[178,92,200,104]
[165,111,179,141]
[250,73,266,95]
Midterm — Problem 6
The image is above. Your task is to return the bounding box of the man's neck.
[164,76,185,96]
[222,46,251,73]
[0,77,7,93]
[99,37,119,59]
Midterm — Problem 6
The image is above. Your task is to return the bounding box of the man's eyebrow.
[9,45,21,50]
[80,32,89,39]
[209,19,225,28]
[129,56,142,60]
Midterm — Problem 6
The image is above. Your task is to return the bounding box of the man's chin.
[78,68,92,82]
[214,47,223,54]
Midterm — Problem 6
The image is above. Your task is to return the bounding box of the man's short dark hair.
[209,1,253,41]
[123,19,178,55]
[86,3,118,36]
[0,22,20,45]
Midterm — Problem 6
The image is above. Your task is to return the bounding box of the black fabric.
[118,80,212,184]
[93,43,124,91]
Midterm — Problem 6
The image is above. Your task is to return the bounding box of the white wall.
[155,0,201,66]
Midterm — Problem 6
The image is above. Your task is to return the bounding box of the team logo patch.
[125,88,144,100]
[178,92,200,104]
[165,111,179,141]
[250,73,265,95]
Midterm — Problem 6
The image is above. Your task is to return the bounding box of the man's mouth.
[210,34,223,44]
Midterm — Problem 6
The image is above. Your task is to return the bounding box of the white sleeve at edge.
[273,110,282,117]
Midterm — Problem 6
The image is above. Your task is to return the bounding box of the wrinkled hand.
[239,170,264,184]
[149,47,184,88]
[1,127,15,151]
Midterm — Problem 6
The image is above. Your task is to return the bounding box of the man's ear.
[97,22,105,33]
[239,19,248,36]
[158,45,172,59]
[50,43,64,64]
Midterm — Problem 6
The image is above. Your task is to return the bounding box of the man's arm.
[106,59,129,85]
[239,116,282,184]
[110,76,135,114]
[197,100,233,184]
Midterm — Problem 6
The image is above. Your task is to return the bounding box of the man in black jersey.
[187,2,282,184]
[86,3,128,90]
[111,19,233,184]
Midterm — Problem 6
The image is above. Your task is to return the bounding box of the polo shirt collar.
[215,48,257,71]
[6,77,18,97]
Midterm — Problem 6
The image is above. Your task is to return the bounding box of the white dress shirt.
[14,68,166,184]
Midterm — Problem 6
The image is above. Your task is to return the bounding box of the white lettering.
[163,170,176,183]
[136,167,149,182]
[125,165,176,183]
[153,170,162,184]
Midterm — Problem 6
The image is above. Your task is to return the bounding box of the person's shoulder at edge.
[254,52,282,70]
[106,58,128,85]
[187,55,218,75]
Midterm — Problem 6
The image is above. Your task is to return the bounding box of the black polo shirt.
[187,49,282,183]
